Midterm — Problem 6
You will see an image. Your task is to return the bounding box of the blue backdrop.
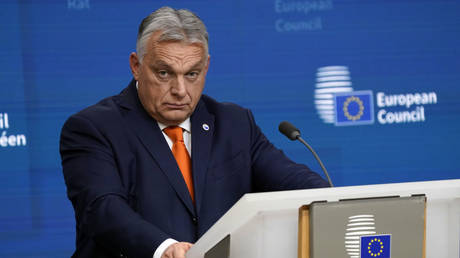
[1,0,459,256]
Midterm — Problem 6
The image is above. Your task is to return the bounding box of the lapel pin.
[202,123,210,131]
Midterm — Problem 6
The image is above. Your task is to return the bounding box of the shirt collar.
[158,118,191,133]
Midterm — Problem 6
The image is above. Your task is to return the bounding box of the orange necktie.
[163,126,194,202]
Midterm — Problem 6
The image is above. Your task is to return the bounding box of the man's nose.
[171,76,187,97]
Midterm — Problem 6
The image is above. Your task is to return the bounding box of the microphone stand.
[296,136,334,187]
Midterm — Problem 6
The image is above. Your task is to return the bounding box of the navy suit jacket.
[60,80,329,258]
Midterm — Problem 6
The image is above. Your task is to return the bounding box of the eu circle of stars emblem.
[334,90,374,126]
[360,234,391,258]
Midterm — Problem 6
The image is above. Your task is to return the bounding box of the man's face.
[130,32,210,125]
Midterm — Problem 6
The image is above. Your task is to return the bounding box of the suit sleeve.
[245,110,331,191]
[60,114,170,258]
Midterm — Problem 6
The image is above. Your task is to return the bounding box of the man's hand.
[161,242,193,258]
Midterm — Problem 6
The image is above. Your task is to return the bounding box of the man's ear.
[203,55,211,76]
[129,52,140,80]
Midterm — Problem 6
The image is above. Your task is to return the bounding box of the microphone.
[278,121,333,187]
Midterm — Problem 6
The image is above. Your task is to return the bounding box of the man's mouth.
[165,103,188,109]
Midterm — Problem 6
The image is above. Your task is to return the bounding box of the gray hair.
[136,7,209,62]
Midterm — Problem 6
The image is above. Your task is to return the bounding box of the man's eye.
[186,71,199,79]
[158,70,169,78]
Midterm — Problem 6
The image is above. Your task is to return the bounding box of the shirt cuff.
[153,238,178,258]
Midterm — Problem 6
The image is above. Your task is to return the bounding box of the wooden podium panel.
[298,205,309,258]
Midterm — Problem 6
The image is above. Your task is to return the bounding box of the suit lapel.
[190,100,214,215]
[115,81,196,216]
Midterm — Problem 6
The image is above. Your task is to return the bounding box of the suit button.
[192,217,198,225]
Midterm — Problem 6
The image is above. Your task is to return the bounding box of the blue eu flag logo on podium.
[360,234,391,258]
[334,90,374,126]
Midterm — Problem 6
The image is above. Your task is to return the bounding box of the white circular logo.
[345,214,376,258]
[314,66,354,123]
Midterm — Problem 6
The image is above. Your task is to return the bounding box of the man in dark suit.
[60,6,329,258]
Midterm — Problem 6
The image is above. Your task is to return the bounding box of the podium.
[186,179,460,258]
